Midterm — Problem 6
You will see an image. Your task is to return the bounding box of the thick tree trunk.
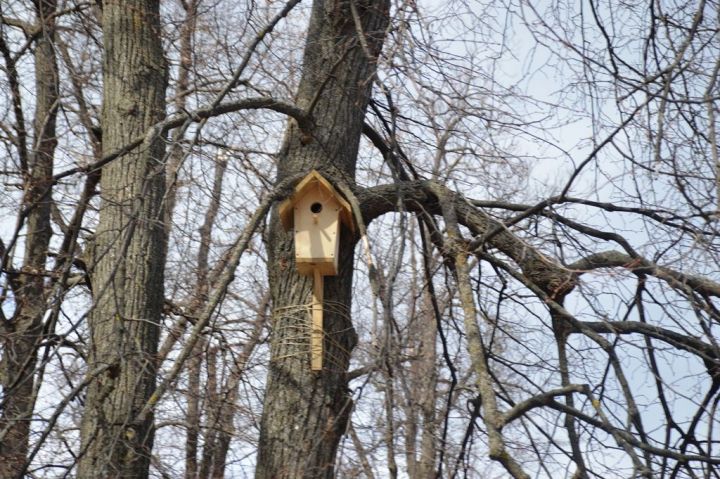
[77,0,167,477]
[0,1,58,476]
[256,0,388,477]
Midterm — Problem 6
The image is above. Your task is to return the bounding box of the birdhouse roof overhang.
[279,170,355,233]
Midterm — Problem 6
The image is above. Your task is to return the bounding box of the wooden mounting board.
[311,269,323,371]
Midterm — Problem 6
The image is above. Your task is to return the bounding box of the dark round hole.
[310,202,323,214]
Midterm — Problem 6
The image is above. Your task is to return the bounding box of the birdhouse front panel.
[294,184,341,276]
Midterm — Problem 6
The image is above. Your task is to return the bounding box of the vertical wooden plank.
[311,268,324,370]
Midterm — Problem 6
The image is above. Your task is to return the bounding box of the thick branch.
[358,180,576,298]
[578,320,719,366]
[52,97,311,182]
[569,250,720,298]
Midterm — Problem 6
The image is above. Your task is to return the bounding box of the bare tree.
[0,1,58,476]
[71,0,168,475]
[1,0,719,478]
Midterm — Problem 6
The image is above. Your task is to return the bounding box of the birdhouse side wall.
[293,190,341,276]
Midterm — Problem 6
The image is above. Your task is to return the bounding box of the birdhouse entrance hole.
[310,202,323,214]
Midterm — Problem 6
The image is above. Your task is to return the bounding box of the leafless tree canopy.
[1,0,719,477]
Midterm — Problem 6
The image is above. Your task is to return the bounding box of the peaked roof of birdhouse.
[279,170,355,233]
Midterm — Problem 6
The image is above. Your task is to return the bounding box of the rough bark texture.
[415,298,438,479]
[77,0,167,476]
[0,1,58,476]
[256,0,389,477]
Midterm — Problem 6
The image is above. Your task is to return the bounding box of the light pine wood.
[277,171,353,371]
[311,268,324,371]
[279,171,355,276]
[294,183,341,275]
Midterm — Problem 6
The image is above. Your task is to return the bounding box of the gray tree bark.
[256,0,389,477]
[0,1,58,476]
[77,0,167,476]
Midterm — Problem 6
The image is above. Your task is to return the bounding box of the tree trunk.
[416,302,439,479]
[185,341,203,478]
[256,0,388,477]
[0,1,58,476]
[77,0,167,476]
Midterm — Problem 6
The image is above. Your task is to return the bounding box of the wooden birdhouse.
[279,170,354,276]
[279,171,354,371]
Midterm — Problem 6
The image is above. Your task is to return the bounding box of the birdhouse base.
[297,260,337,277]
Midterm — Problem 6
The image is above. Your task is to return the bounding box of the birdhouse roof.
[279,170,355,233]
